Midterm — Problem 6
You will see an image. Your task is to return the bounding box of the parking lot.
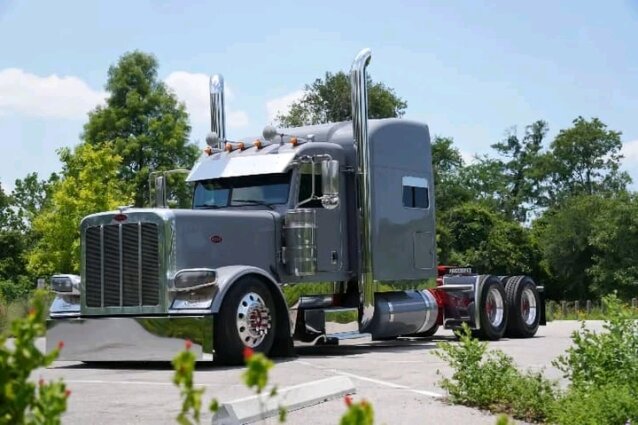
[33,321,601,424]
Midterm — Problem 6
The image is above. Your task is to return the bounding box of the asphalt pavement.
[28,321,602,425]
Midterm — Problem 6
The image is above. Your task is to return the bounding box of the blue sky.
[1,0,637,191]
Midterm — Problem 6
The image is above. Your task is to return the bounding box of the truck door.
[297,166,343,273]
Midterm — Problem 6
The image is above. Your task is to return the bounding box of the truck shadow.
[295,335,454,357]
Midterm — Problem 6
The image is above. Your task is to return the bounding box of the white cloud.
[265,90,304,123]
[164,71,247,129]
[0,68,106,119]
[0,67,249,130]
[621,139,638,162]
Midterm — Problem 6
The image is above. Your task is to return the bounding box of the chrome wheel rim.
[521,287,537,326]
[236,292,271,347]
[486,287,504,327]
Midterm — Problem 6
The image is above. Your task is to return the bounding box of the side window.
[402,176,429,209]
[298,164,324,208]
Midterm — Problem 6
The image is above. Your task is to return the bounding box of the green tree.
[276,71,407,127]
[545,117,629,205]
[459,157,508,211]
[431,136,472,213]
[26,144,131,277]
[0,182,27,282]
[82,51,198,207]
[443,202,538,276]
[431,136,474,263]
[588,194,638,298]
[533,195,607,300]
[11,173,58,230]
[491,120,548,221]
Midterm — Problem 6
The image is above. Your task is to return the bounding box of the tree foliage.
[276,71,407,127]
[587,195,638,298]
[82,51,198,207]
[440,202,538,276]
[26,144,131,277]
[490,120,548,221]
[0,183,26,282]
[545,116,629,204]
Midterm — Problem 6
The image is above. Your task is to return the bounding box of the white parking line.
[295,361,445,399]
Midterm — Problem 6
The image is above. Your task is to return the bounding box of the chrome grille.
[85,223,159,308]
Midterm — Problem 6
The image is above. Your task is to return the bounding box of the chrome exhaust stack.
[209,74,226,148]
[350,48,375,329]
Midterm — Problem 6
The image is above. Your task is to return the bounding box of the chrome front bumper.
[46,315,214,361]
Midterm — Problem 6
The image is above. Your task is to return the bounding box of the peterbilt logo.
[210,235,223,244]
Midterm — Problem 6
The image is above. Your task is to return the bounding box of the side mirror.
[321,160,340,210]
[155,175,167,208]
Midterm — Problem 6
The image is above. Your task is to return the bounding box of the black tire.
[504,276,541,338]
[214,276,276,365]
[476,275,508,340]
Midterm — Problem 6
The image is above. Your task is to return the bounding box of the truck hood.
[169,209,280,272]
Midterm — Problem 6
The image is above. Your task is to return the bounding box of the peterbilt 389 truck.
[46,49,545,364]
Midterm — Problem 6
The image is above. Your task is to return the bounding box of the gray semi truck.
[46,49,545,364]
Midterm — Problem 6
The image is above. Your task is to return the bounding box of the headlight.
[51,274,81,295]
[173,269,217,291]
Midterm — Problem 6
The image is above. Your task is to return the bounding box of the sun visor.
[186,152,296,181]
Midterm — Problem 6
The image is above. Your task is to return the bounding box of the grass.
[545,299,638,321]
[0,293,51,337]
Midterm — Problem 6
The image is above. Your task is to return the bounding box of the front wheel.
[214,276,276,365]
[476,275,507,340]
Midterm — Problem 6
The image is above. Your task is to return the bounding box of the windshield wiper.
[232,199,275,210]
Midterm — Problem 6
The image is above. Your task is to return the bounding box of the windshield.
[193,172,291,209]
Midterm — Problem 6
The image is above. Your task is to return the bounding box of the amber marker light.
[237,142,245,150]
[254,140,263,149]
[290,136,299,146]
[224,144,233,152]
[203,146,213,156]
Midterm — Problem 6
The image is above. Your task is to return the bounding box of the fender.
[210,265,284,313]
[211,265,294,356]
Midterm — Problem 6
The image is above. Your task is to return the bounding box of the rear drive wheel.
[476,275,507,340]
[504,276,540,338]
[214,276,276,365]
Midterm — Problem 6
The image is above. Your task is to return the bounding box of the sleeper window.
[402,176,429,209]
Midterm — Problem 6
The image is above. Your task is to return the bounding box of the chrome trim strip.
[100,225,104,308]
[119,223,123,306]
[138,222,142,306]
[437,284,474,291]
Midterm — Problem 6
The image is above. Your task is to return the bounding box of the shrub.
[553,294,638,390]
[0,276,33,303]
[552,383,638,425]
[435,324,557,422]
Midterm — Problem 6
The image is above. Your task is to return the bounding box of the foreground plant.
[172,340,206,425]
[340,395,374,425]
[0,290,69,425]
[172,345,286,424]
[435,323,556,422]
[552,293,638,424]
